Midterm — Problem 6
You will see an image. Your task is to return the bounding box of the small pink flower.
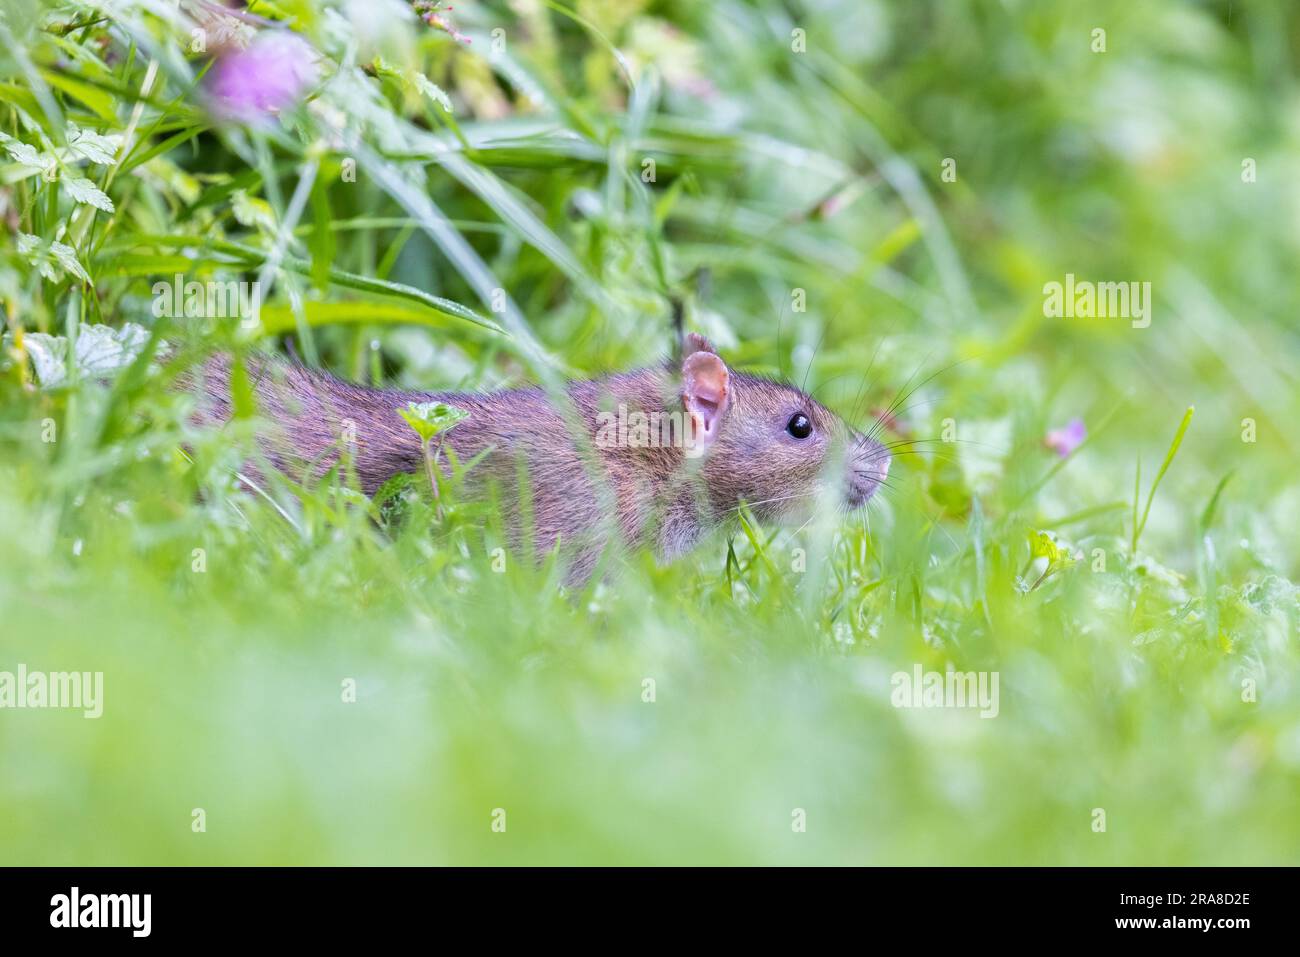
[413,1,471,43]
[207,32,319,124]
[1045,418,1087,458]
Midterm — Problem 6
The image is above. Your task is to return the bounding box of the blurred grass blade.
[102,235,503,334]
[1132,406,1194,553]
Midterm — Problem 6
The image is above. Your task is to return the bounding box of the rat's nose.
[845,434,890,508]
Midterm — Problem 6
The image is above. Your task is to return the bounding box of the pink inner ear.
[683,352,730,438]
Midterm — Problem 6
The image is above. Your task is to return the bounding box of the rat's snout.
[845,432,891,508]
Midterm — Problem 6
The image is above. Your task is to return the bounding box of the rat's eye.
[786,412,813,439]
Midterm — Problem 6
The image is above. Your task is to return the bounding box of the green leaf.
[411,73,453,113]
[232,189,277,234]
[1198,470,1235,535]
[255,300,493,338]
[65,121,120,165]
[6,322,151,388]
[95,253,195,277]
[1,134,42,166]
[113,234,504,334]
[229,353,257,420]
[0,131,53,175]
[372,57,454,113]
[64,176,115,212]
[0,83,43,120]
[1030,530,1064,565]
[372,470,419,511]
[118,126,207,176]
[40,69,117,121]
[308,176,335,292]
[49,241,90,280]
[17,232,90,283]
[398,401,470,444]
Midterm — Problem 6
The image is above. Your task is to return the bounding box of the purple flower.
[1045,418,1087,458]
[207,32,319,124]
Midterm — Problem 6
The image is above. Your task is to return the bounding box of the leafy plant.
[399,399,469,515]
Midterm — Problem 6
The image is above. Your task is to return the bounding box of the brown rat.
[188,333,891,583]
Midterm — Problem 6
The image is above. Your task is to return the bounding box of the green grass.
[1,0,1298,865]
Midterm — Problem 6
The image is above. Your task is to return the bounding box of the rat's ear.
[681,347,731,446]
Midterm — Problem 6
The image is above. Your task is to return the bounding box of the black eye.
[786,412,813,439]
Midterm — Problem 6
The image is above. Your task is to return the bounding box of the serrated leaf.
[411,73,453,112]
[2,138,43,166]
[65,122,120,166]
[4,322,151,388]
[49,240,91,282]
[16,232,90,283]
[371,57,453,113]
[0,131,53,175]
[65,176,115,212]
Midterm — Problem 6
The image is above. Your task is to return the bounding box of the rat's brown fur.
[186,335,890,583]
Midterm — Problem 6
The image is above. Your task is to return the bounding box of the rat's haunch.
[187,333,891,584]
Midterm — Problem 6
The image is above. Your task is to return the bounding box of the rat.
[187,332,891,584]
